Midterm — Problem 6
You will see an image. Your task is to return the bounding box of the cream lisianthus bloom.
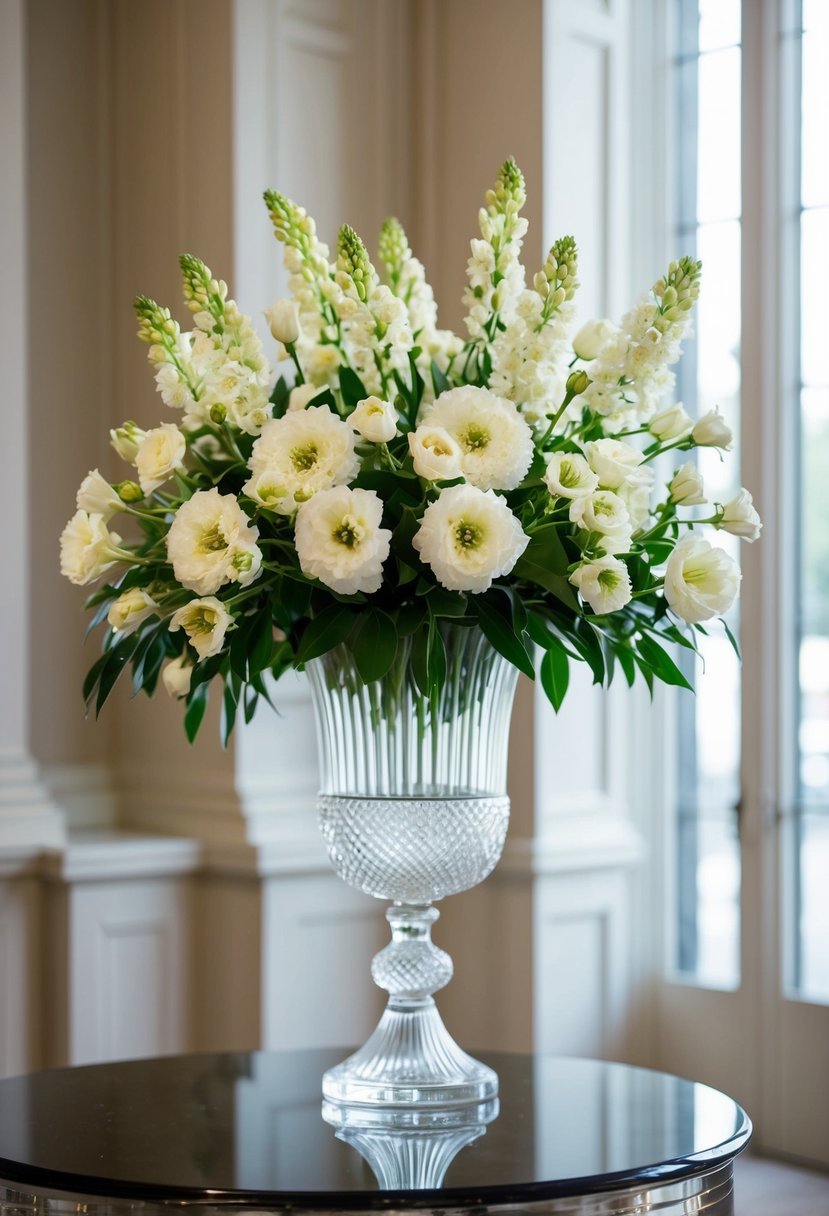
[572,318,619,361]
[59,511,132,586]
[412,483,529,593]
[718,488,762,541]
[166,488,262,595]
[543,451,598,499]
[294,485,391,595]
[664,534,741,624]
[162,654,193,698]
[669,462,706,505]
[245,405,359,514]
[616,467,654,531]
[169,596,233,659]
[569,555,633,615]
[649,402,693,442]
[408,426,464,481]
[422,386,534,490]
[692,406,733,450]
[288,383,320,411]
[584,438,646,490]
[350,396,398,443]
[76,469,123,520]
[107,588,159,634]
[135,423,187,494]
[569,491,632,555]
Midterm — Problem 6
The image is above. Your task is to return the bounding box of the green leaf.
[269,375,290,418]
[425,588,468,617]
[514,557,579,610]
[339,366,368,410]
[473,594,535,680]
[431,359,450,398]
[294,604,357,664]
[572,617,605,684]
[409,614,446,696]
[247,607,275,677]
[522,524,570,575]
[184,681,209,743]
[636,633,693,691]
[396,599,427,636]
[351,609,398,683]
[616,644,637,688]
[94,635,140,715]
[222,679,238,747]
[722,618,741,660]
[540,644,570,712]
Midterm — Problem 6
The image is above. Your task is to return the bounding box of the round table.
[0,1050,751,1214]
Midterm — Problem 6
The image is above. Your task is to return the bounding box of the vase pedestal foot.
[322,998,498,1111]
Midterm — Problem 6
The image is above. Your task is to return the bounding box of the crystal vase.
[306,620,518,1114]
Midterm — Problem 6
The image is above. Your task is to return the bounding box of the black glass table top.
[0,1050,751,1208]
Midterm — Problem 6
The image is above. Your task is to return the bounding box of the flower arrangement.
[61,159,760,742]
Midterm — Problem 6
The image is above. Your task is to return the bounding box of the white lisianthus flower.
[59,511,131,586]
[408,426,464,482]
[543,451,598,499]
[110,421,147,462]
[616,467,654,531]
[422,386,534,491]
[107,587,159,634]
[664,534,741,624]
[584,438,646,490]
[718,488,762,541]
[162,654,193,699]
[669,462,706,505]
[169,596,233,659]
[166,488,262,595]
[288,383,320,411]
[569,490,632,555]
[692,407,733,450]
[294,485,391,595]
[350,396,398,443]
[135,423,187,494]
[76,470,122,520]
[649,402,694,442]
[569,555,633,615]
[245,405,359,515]
[264,299,300,345]
[412,484,529,593]
[572,318,619,361]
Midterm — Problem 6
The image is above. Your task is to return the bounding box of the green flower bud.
[378,217,411,283]
[566,369,591,396]
[337,225,375,303]
[115,480,143,503]
[209,402,227,424]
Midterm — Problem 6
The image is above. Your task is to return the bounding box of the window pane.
[801,208,829,386]
[698,0,740,53]
[674,8,741,989]
[795,10,829,1005]
[801,31,829,207]
[796,814,829,1001]
[697,49,741,223]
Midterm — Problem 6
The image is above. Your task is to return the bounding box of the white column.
[0,0,64,850]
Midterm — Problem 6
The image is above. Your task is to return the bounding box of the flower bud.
[566,370,591,396]
[162,655,193,699]
[718,488,762,541]
[669,462,706,505]
[649,402,693,442]
[572,318,617,361]
[110,421,147,463]
[264,299,300,345]
[115,480,144,504]
[692,407,733,450]
[209,402,227,424]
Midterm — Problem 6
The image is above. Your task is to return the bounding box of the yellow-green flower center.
[597,568,621,591]
[455,518,483,550]
[333,514,364,549]
[291,443,319,472]
[559,460,581,489]
[461,425,490,452]
[199,524,228,553]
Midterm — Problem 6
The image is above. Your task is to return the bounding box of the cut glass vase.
[307,621,518,1114]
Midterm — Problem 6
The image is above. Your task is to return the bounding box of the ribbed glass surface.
[307,622,518,799]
